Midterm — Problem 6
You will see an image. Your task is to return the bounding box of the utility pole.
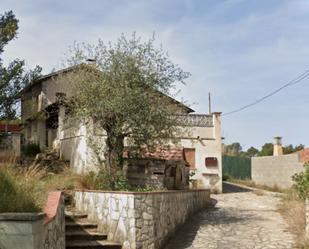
[208,92,211,114]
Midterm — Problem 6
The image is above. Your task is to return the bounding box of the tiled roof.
[0,124,21,133]
[125,146,184,161]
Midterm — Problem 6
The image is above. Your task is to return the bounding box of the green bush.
[222,174,231,181]
[0,169,41,212]
[22,142,41,157]
[292,163,309,200]
[81,169,130,191]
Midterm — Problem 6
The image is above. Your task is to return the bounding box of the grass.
[0,152,163,212]
[0,152,83,213]
[278,188,309,249]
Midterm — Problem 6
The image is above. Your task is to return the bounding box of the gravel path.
[165,183,296,249]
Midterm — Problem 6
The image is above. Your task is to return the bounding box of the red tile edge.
[43,191,62,225]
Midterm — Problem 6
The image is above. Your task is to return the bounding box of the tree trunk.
[104,128,124,175]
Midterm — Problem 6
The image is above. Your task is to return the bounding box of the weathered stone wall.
[252,154,304,189]
[74,189,210,249]
[43,192,65,249]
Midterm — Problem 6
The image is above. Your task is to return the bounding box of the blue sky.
[2,0,309,150]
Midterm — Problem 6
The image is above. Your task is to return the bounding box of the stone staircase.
[65,210,122,249]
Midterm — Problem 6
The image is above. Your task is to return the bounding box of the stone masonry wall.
[252,154,304,189]
[43,192,65,249]
[135,190,210,249]
[74,189,210,249]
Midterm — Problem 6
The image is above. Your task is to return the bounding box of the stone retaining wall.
[74,189,210,249]
[43,192,65,249]
[0,191,65,249]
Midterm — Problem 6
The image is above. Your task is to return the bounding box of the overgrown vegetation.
[293,163,309,200]
[0,151,164,212]
[279,188,309,249]
[277,163,309,249]
[0,152,82,212]
[0,166,41,212]
[22,142,41,157]
[79,169,162,192]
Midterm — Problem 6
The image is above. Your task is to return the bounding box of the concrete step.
[65,211,88,220]
[66,240,122,249]
[66,221,98,231]
[66,230,107,241]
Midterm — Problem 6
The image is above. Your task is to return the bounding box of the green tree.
[283,144,304,154]
[245,146,259,157]
[63,34,190,178]
[224,142,242,156]
[0,11,41,120]
[259,143,273,156]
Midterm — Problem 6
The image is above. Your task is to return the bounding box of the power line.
[222,69,309,116]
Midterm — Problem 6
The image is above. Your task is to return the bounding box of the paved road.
[165,183,296,249]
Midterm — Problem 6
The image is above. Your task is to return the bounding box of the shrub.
[222,174,230,181]
[278,188,308,248]
[0,168,41,212]
[292,163,309,200]
[22,142,41,157]
[80,169,130,191]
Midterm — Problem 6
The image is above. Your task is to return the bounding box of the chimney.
[273,136,283,156]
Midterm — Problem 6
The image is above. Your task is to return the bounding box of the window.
[205,157,218,167]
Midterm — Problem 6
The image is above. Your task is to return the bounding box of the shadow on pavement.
[223,182,252,193]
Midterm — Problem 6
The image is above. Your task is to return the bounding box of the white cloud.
[1,0,309,148]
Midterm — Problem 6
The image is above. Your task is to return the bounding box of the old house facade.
[0,121,21,156]
[21,66,222,192]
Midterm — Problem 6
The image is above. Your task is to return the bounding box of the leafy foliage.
[80,169,129,191]
[22,142,41,157]
[292,163,309,200]
[283,144,305,154]
[0,11,41,119]
[246,146,259,157]
[259,143,273,156]
[63,34,190,172]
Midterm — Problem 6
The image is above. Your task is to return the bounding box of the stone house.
[252,137,309,189]
[0,121,21,156]
[21,66,222,192]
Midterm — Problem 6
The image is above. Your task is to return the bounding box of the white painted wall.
[59,113,222,192]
